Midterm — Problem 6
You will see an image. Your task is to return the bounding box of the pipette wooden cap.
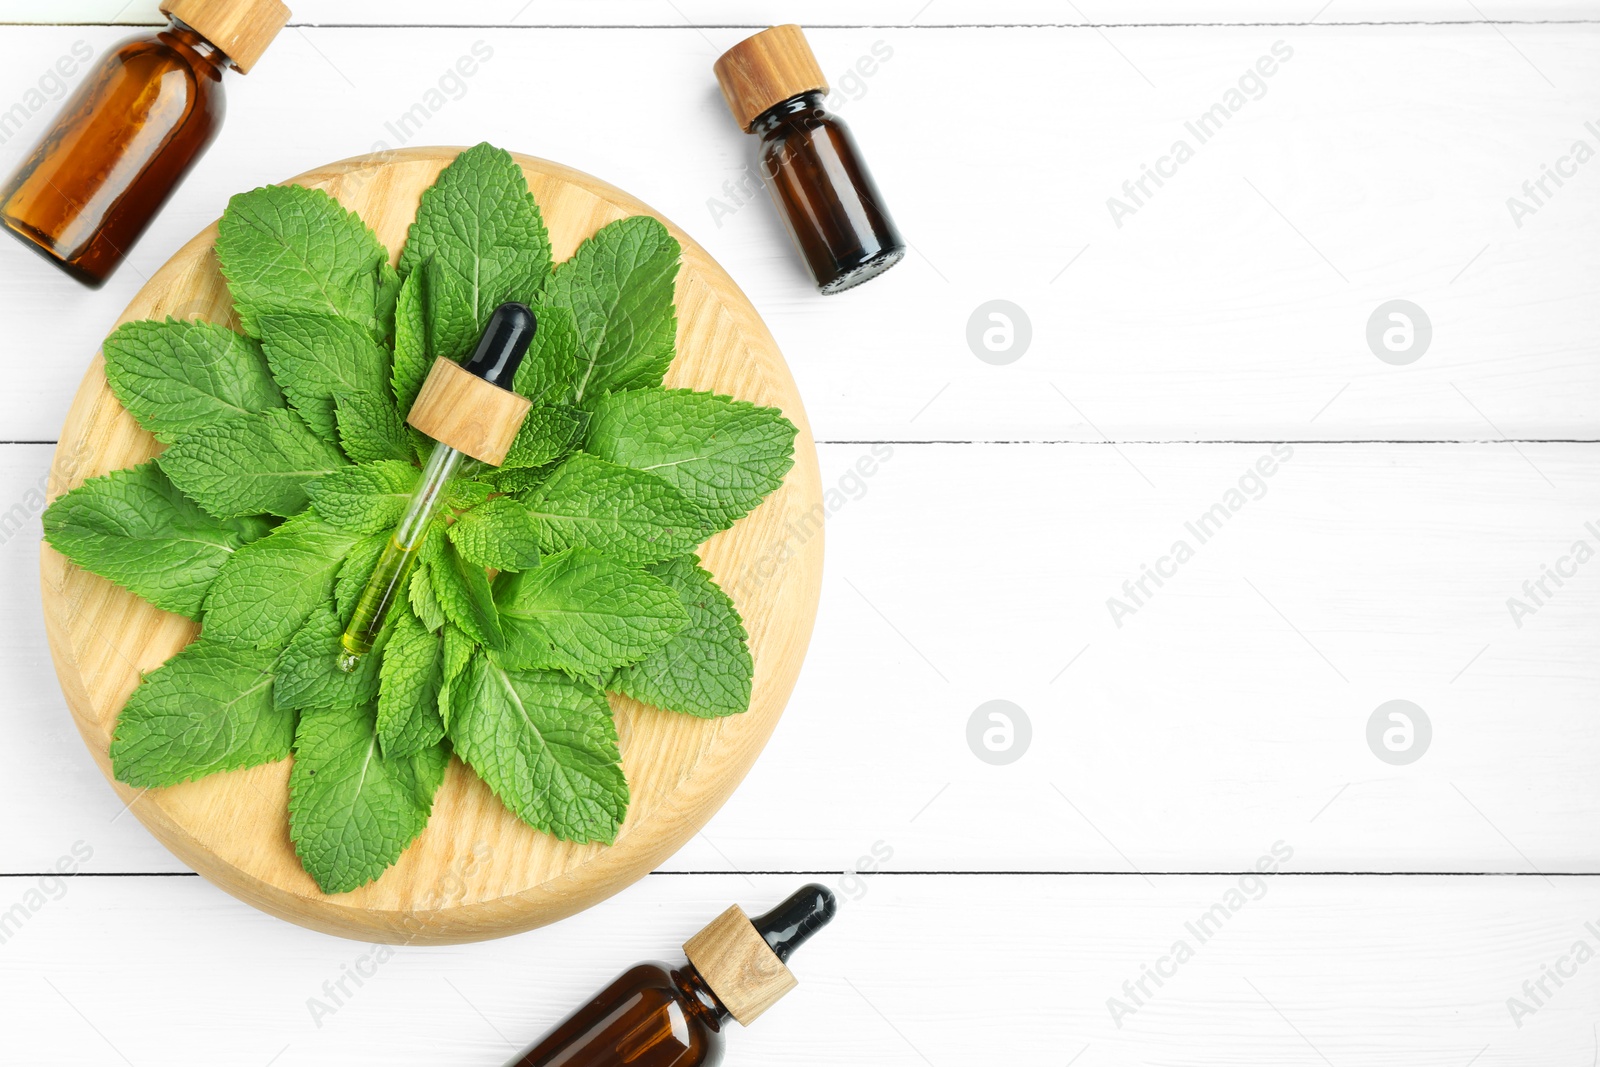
[683,884,836,1026]
[684,905,798,1025]
[160,0,291,74]
[713,25,828,132]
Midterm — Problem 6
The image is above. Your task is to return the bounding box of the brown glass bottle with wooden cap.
[0,0,290,287]
[504,884,836,1067]
[715,26,905,294]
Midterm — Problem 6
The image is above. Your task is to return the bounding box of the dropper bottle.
[505,884,837,1067]
[336,302,535,671]
[0,0,290,287]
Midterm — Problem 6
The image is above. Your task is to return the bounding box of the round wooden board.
[40,148,824,944]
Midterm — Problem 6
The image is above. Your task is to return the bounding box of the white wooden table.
[1,2,1596,1063]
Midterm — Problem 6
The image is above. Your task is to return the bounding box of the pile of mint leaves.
[43,143,796,894]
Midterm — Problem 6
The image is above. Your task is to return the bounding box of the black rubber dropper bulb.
[460,301,536,387]
[750,883,837,962]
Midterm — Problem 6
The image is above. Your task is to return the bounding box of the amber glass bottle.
[506,884,836,1067]
[0,0,289,287]
[715,26,905,294]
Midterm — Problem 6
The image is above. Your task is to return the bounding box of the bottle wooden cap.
[406,357,532,466]
[683,904,799,1025]
[713,25,828,132]
[160,0,291,74]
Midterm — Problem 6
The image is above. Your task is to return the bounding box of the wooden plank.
[0,26,1594,442]
[7,442,1599,875]
[0,872,1595,1065]
[2,0,1591,26]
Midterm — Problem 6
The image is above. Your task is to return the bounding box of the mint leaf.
[512,304,577,402]
[447,496,542,572]
[260,313,391,443]
[610,556,752,718]
[409,545,446,632]
[216,184,393,342]
[437,622,475,731]
[102,318,283,442]
[486,465,556,496]
[447,478,495,512]
[494,549,686,674]
[335,532,389,623]
[391,265,433,418]
[449,656,625,842]
[203,512,364,648]
[306,460,419,534]
[522,453,705,563]
[502,404,586,470]
[110,639,289,787]
[336,391,412,464]
[274,601,381,711]
[378,605,444,758]
[288,702,447,894]
[425,531,503,648]
[160,408,346,519]
[398,143,553,357]
[546,216,679,405]
[585,388,796,529]
[43,462,269,620]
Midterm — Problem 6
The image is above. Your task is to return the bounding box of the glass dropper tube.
[335,443,467,671]
[335,301,536,672]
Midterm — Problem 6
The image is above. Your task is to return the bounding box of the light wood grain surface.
[1,4,1597,1065]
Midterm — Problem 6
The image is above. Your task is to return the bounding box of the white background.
[0,1,1597,1064]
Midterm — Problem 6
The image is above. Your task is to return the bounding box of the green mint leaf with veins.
[424,528,503,648]
[160,408,346,519]
[216,184,394,343]
[288,702,447,894]
[398,143,553,357]
[501,404,587,471]
[203,512,364,649]
[43,461,269,620]
[306,460,420,534]
[111,639,290,788]
[446,478,495,512]
[494,549,687,674]
[586,388,796,530]
[437,622,475,731]
[408,547,447,632]
[447,496,542,572]
[391,264,433,418]
[378,604,445,758]
[101,318,284,443]
[274,601,383,711]
[545,215,679,406]
[512,304,577,403]
[448,655,626,843]
[336,532,389,623]
[610,555,752,718]
[259,313,392,443]
[522,453,705,563]
[336,391,413,464]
